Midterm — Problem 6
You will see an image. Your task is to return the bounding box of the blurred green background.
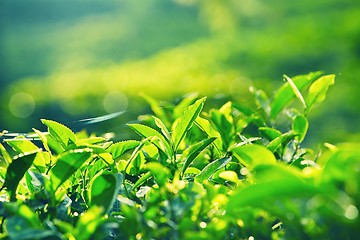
[1,0,359,144]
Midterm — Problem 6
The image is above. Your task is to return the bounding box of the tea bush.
[0,72,359,239]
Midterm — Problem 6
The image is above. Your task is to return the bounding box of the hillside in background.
[1,0,360,144]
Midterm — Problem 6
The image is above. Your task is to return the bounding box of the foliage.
[0,72,359,239]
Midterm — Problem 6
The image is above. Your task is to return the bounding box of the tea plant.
[0,72,359,239]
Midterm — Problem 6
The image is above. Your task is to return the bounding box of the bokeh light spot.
[103,91,128,113]
[345,205,358,220]
[8,92,35,118]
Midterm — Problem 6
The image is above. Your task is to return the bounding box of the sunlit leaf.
[145,162,171,187]
[152,116,171,141]
[231,144,276,168]
[2,150,40,200]
[283,74,307,110]
[306,74,335,111]
[226,164,318,216]
[49,149,92,192]
[195,157,231,182]
[41,119,77,149]
[33,128,51,153]
[172,97,206,151]
[267,132,297,153]
[292,114,308,142]
[0,143,12,165]
[132,171,152,190]
[5,137,39,154]
[173,92,199,118]
[270,72,323,120]
[218,170,238,183]
[108,140,140,159]
[252,88,271,115]
[89,173,122,213]
[258,127,282,141]
[180,137,216,175]
[195,117,222,155]
[128,124,172,157]
[209,104,235,151]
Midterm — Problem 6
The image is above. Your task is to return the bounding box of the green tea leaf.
[75,206,104,240]
[252,88,271,115]
[267,132,297,153]
[145,162,170,187]
[172,97,206,151]
[259,127,282,141]
[209,104,235,151]
[226,164,318,216]
[2,150,40,200]
[231,144,276,168]
[195,157,231,182]
[195,117,222,155]
[218,170,238,183]
[270,72,323,120]
[33,128,51,153]
[89,172,122,213]
[306,74,335,111]
[41,119,77,149]
[173,92,199,118]
[152,116,171,141]
[132,171,152,190]
[180,137,216,175]
[128,124,172,157]
[108,140,140,159]
[0,143,12,165]
[292,114,308,142]
[226,178,317,216]
[5,138,39,153]
[283,74,307,110]
[49,149,92,192]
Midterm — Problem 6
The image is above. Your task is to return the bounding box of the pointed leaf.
[209,105,235,151]
[180,137,216,175]
[0,143,12,165]
[270,72,323,120]
[152,116,171,141]
[253,88,271,115]
[49,149,92,192]
[173,93,199,118]
[283,74,307,110]
[128,124,172,157]
[2,150,40,200]
[89,173,122,213]
[108,140,140,159]
[259,127,282,141]
[195,157,231,182]
[306,74,335,111]
[33,128,51,153]
[231,144,276,168]
[41,119,77,149]
[292,114,309,142]
[267,132,297,153]
[172,97,206,151]
[5,138,39,154]
[195,117,222,155]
